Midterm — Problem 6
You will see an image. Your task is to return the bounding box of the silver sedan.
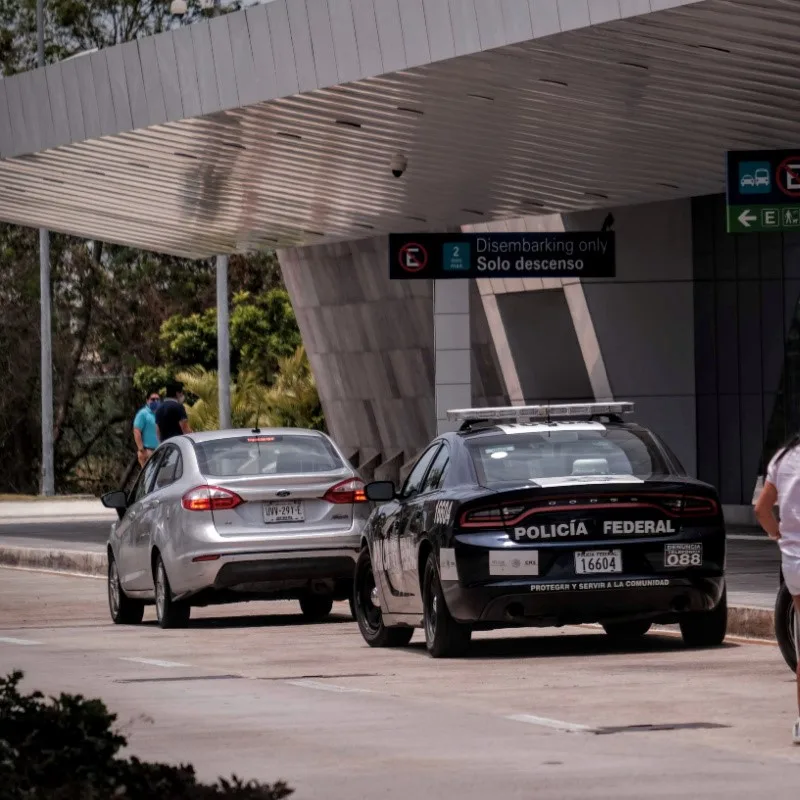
[102,428,370,628]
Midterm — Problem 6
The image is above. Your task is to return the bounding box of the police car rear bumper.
[442,574,725,627]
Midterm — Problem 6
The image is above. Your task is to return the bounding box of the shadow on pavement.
[404,631,739,661]
[142,612,355,630]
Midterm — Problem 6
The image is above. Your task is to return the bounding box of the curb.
[0,546,778,641]
[727,604,775,641]
[0,546,106,577]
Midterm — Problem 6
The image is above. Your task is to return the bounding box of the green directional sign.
[727,150,800,233]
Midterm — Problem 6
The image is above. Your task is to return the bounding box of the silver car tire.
[154,557,191,629]
[108,555,144,625]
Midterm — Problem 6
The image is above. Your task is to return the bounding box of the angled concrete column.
[435,280,471,434]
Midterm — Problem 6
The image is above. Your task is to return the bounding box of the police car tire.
[299,593,334,622]
[602,620,652,640]
[353,548,414,648]
[774,583,797,673]
[422,553,472,659]
[679,587,727,647]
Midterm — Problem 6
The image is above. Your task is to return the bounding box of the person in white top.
[755,437,800,744]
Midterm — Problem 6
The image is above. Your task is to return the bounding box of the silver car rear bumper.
[168,518,363,597]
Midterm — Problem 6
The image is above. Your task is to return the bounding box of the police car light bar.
[446,402,635,423]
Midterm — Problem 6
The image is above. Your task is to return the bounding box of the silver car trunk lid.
[210,469,359,537]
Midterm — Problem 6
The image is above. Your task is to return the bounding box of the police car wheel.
[422,552,472,658]
[602,620,652,640]
[679,587,727,647]
[354,548,414,648]
[299,593,334,622]
[775,582,797,673]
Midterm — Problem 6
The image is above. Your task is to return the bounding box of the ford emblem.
[276,490,291,498]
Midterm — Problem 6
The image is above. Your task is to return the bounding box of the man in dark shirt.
[155,380,193,441]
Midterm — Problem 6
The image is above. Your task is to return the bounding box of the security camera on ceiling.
[390,154,408,179]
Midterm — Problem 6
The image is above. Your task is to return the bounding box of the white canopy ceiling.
[1,0,797,257]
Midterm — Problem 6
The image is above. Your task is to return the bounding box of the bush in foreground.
[0,671,292,800]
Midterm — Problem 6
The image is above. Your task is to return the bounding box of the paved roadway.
[1,569,799,799]
[0,518,783,607]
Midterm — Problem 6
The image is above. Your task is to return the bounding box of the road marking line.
[506,714,591,733]
[286,679,375,694]
[728,534,768,541]
[0,636,42,645]
[119,657,190,668]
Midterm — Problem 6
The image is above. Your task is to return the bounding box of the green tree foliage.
[176,347,322,433]
[0,670,293,799]
[0,0,244,76]
[159,290,302,385]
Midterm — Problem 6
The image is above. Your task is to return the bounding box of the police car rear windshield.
[466,425,672,486]
[195,435,342,477]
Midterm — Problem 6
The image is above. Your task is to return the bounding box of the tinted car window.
[129,453,162,504]
[401,445,441,499]
[154,447,182,490]
[466,426,671,486]
[195,435,342,477]
[420,445,449,494]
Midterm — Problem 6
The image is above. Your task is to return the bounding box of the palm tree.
[176,346,322,432]
[263,346,324,430]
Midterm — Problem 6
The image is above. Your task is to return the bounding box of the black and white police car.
[352,403,726,658]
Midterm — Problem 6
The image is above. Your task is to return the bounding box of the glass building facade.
[693,194,800,504]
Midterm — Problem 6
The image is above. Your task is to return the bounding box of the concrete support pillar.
[434,279,471,434]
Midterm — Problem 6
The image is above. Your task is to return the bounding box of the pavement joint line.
[0,636,42,645]
[285,679,378,694]
[506,713,592,733]
[119,657,191,669]
[728,534,769,541]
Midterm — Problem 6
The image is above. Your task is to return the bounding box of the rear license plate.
[263,500,304,523]
[574,550,622,575]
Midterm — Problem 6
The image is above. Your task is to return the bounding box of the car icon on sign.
[755,168,770,187]
[740,174,755,188]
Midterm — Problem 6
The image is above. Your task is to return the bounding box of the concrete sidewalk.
[0,499,115,523]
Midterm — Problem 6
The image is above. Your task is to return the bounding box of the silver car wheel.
[156,564,166,622]
[108,561,120,617]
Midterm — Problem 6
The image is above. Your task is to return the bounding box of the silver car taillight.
[322,478,367,504]
[182,485,244,512]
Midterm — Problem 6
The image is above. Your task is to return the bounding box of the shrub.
[0,671,293,800]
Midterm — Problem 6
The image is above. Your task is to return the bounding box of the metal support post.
[37,0,54,495]
[216,255,231,430]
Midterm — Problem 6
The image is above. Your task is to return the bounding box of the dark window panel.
[737,279,762,395]
[715,281,740,395]
[760,234,784,280]
[694,280,717,396]
[695,394,720,489]
[718,395,742,504]
[739,393,763,504]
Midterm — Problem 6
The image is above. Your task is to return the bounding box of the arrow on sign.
[738,209,757,227]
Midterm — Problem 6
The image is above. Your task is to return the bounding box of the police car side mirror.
[365,481,396,502]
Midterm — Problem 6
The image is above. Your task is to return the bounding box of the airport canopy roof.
[0,0,798,257]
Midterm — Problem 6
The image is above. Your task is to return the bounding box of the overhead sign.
[727,149,800,232]
[389,232,615,280]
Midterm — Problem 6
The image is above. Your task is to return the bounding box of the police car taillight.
[460,507,503,527]
[681,496,718,516]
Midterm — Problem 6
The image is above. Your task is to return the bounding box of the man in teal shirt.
[133,391,161,467]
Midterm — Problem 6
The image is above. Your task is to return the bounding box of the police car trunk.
[445,403,725,628]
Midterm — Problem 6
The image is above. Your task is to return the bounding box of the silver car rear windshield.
[466,426,672,486]
[194,435,343,477]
